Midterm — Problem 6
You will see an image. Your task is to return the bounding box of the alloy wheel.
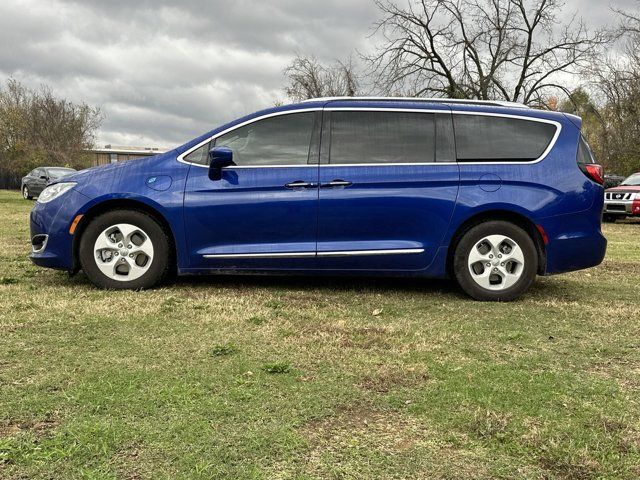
[93,223,154,281]
[467,234,525,291]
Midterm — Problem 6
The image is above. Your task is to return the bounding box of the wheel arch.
[72,197,178,273]
[446,209,547,276]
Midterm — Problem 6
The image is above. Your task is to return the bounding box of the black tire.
[22,185,33,200]
[602,214,617,223]
[453,221,538,302]
[79,210,172,290]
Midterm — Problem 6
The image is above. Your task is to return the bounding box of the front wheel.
[22,186,33,200]
[453,221,538,301]
[79,210,172,289]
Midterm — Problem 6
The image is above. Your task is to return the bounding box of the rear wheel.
[602,214,617,223]
[79,210,172,289]
[22,185,33,200]
[453,221,538,301]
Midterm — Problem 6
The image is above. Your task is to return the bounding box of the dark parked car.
[21,167,77,200]
[603,174,626,189]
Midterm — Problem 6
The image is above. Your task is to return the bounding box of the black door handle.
[285,180,317,189]
[321,179,353,188]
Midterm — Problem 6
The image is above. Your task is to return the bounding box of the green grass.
[0,189,639,479]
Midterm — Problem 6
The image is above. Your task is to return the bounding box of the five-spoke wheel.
[454,221,537,301]
[79,210,171,289]
[93,223,155,281]
[467,234,525,291]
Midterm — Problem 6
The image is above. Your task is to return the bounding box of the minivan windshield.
[621,173,640,186]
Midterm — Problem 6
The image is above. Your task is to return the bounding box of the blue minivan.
[29,97,606,301]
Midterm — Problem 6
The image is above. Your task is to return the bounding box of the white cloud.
[0,0,633,148]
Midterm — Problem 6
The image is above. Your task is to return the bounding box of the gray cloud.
[0,0,634,148]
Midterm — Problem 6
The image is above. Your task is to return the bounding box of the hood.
[606,185,640,193]
[61,152,174,185]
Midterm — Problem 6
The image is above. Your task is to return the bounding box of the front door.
[183,110,321,271]
[316,108,460,272]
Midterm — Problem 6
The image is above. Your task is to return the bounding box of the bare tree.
[367,0,608,105]
[284,55,360,101]
[586,4,640,174]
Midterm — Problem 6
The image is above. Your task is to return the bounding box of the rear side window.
[330,111,435,164]
[453,115,557,162]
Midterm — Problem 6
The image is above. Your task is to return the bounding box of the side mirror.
[40,175,48,181]
[208,147,235,181]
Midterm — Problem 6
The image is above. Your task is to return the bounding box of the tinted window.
[214,112,314,166]
[454,115,556,162]
[330,111,435,164]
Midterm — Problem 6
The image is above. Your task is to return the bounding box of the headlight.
[37,182,76,204]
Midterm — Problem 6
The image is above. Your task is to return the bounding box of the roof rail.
[300,96,530,109]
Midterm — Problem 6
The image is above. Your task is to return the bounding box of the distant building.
[88,145,168,166]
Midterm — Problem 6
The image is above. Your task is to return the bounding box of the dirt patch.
[357,365,430,393]
[0,419,58,438]
[302,323,393,349]
[297,406,489,478]
[301,405,430,454]
[538,455,600,480]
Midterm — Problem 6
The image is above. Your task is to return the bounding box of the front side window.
[454,114,557,162]
[329,111,436,164]
[214,112,315,166]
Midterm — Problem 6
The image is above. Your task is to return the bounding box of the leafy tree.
[0,78,102,184]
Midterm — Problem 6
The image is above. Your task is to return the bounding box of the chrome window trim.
[177,108,321,169]
[179,107,561,168]
[450,110,562,166]
[300,96,530,109]
[203,248,424,259]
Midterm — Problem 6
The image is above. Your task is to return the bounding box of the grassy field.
[0,189,639,479]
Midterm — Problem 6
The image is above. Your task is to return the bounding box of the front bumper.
[28,189,91,270]
[603,199,639,216]
[604,191,640,216]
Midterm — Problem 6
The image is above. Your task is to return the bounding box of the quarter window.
[183,142,211,166]
[214,112,315,166]
[453,115,556,162]
[329,111,436,164]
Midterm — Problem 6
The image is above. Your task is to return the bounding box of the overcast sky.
[0,0,636,148]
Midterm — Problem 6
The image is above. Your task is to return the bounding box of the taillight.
[576,135,603,185]
[633,195,640,215]
[580,163,604,185]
